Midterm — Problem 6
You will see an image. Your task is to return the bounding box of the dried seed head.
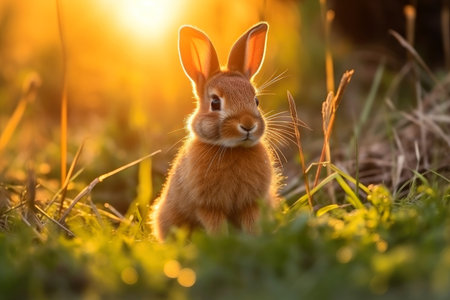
[22,72,41,101]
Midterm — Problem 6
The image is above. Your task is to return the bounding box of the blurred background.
[0,0,448,212]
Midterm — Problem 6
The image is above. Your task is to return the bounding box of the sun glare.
[114,0,180,40]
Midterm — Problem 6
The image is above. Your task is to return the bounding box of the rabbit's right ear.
[227,22,268,79]
[179,26,220,93]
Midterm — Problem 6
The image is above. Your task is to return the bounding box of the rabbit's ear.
[227,22,268,79]
[179,26,220,90]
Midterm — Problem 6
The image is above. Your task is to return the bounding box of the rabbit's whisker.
[265,139,287,165]
[168,127,187,134]
[205,145,223,176]
[257,69,279,92]
[266,122,295,130]
[267,127,297,139]
[256,92,276,96]
[199,143,219,164]
[198,143,217,163]
[217,146,228,167]
[264,139,281,164]
[266,122,297,137]
[264,110,288,118]
[266,130,293,147]
[266,115,310,130]
[262,110,276,117]
[257,69,288,92]
[167,135,189,153]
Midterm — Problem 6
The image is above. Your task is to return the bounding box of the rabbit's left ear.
[227,22,269,79]
[179,25,220,93]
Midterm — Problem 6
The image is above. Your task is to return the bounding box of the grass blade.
[320,0,335,92]
[287,91,313,211]
[314,70,354,187]
[443,0,450,70]
[56,0,68,185]
[356,62,385,138]
[316,204,339,217]
[428,169,450,183]
[291,172,338,210]
[126,157,154,225]
[335,174,364,209]
[58,141,85,217]
[59,150,161,223]
[389,30,440,86]
[44,167,84,212]
[328,163,370,194]
[34,204,75,237]
[0,74,40,153]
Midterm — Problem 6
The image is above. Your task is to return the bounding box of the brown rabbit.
[151,22,280,241]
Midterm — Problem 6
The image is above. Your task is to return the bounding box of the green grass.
[1,171,450,299]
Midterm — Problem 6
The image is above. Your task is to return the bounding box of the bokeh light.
[121,266,139,285]
[163,259,181,278]
[177,268,196,287]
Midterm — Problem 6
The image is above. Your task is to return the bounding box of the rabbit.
[151,22,280,241]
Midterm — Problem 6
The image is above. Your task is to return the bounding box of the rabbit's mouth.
[217,134,261,148]
[238,133,261,147]
[242,132,255,142]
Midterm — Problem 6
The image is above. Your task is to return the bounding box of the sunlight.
[114,0,181,40]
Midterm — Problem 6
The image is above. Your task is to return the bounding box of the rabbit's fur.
[152,23,280,241]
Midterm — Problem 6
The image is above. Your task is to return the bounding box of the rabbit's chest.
[186,143,273,210]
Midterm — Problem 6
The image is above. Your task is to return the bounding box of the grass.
[1,1,450,299]
[1,177,449,299]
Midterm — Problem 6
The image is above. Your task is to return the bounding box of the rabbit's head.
[179,23,269,147]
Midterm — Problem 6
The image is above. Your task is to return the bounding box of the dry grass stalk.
[322,92,333,133]
[43,168,84,212]
[26,168,37,214]
[322,92,336,203]
[442,0,450,70]
[24,167,44,232]
[56,0,68,186]
[34,204,75,236]
[392,129,406,196]
[58,141,85,217]
[59,150,161,224]
[60,90,68,186]
[404,5,416,46]
[319,0,336,202]
[59,200,124,223]
[403,5,428,168]
[401,111,450,148]
[104,203,125,221]
[325,10,335,93]
[0,188,9,214]
[313,70,354,188]
[20,215,45,242]
[0,73,41,153]
[0,202,26,218]
[287,91,313,211]
[389,30,440,86]
[319,0,335,93]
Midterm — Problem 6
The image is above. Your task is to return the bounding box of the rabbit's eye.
[210,94,221,111]
[255,97,259,106]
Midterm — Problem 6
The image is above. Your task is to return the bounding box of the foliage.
[0,175,449,299]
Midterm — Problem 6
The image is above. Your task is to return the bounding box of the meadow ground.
[1,0,450,299]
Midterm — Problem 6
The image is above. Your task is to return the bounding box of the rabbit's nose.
[239,124,256,132]
[239,115,258,133]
